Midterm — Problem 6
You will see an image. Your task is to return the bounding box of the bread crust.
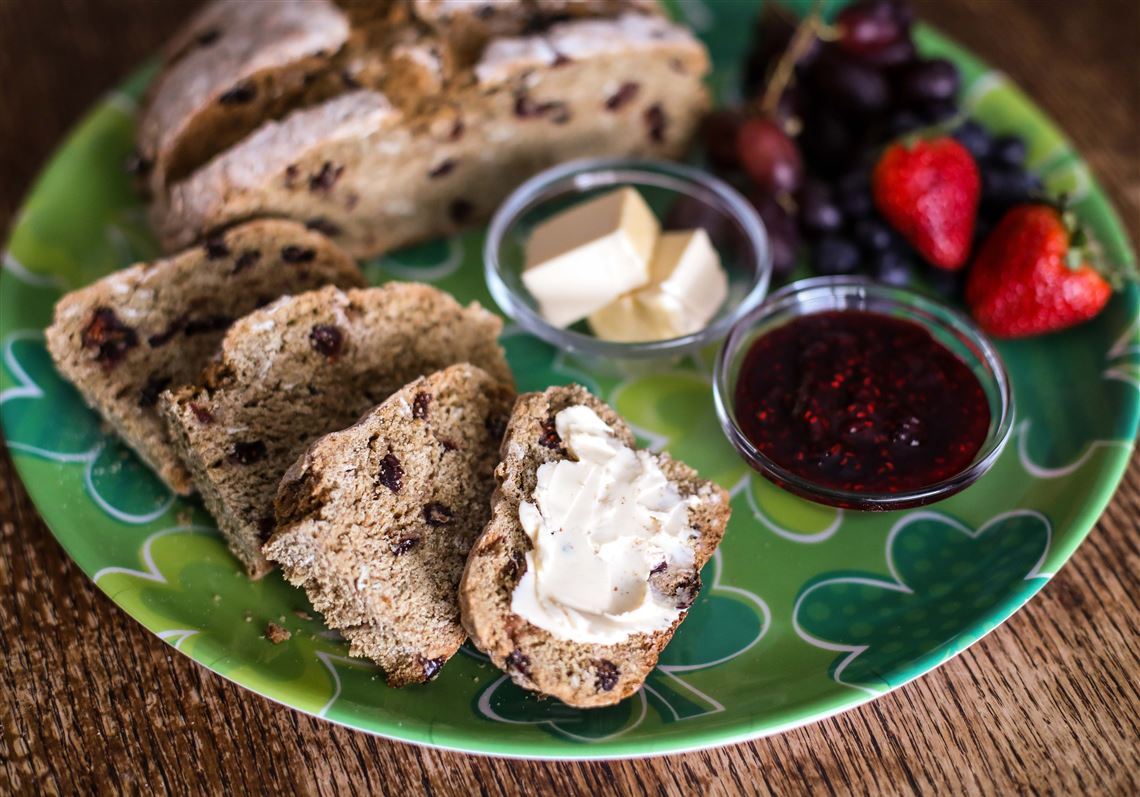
[44,219,364,494]
[459,385,730,707]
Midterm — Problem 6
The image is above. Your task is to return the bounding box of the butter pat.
[510,405,699,645]
[522,188,659,327]
[589,228,728,342]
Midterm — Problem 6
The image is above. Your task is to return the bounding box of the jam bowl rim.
[712,275,1014,511]
[483,157,773,359]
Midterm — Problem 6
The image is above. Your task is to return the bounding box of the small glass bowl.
[714,276,1014,510]
[484,158,772,359]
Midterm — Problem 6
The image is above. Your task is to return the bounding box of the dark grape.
[991,134,1027,168]
[837,186,874,219]
[814,50,891,116]
[869,249,913,286]
[799,108,858,177]
[836,1,904,59]
[737,116,803,195]
[750,194,801,279]
[860,36,917,68]
[700,109,744,170]
[888,110,924,137]
[919,99,959,124]
[894,58,961,106]
[775,86,806,127]
[953,119,993,160]
[853,217,893,251]
[811,235,861,275]
[798,180,844,236]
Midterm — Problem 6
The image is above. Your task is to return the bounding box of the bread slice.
[152,12,710,257]
[44,219,364,494]
[136,0,354,193]
[264,364,516,685]
[159,283,511,577]
[459,385,730,708]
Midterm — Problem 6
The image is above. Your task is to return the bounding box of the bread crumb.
[266,622,291,644]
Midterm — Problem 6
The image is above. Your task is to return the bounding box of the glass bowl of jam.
[484,157,772,360]
[714,276,1013,510]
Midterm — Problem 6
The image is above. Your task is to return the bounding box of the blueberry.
[811,236,861,275]
[837,189,874,219]
[953,119,993,160]
[853,217,893,252]
[991,135,1027,168]
[798,180,844,236]
[982,168,1042,209]
[870,249,913,286]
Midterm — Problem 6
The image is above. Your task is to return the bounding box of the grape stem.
[758,0,827,121]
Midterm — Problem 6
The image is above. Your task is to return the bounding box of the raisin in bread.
[265,364,516,686]
[44,219,364,494]
[459,385,730,708]
[151,10,709,257]
[159,283,511,577]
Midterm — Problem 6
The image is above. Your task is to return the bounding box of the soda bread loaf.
[44,219,364,494]
[147,3,710,256]
[159,283,511,577]
[265,364,516,686]
[459,385,731,708]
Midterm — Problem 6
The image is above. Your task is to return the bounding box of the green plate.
[2,2,1137,759]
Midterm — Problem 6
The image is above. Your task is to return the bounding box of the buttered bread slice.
[160,284,511,577]
[45,219,364,494]
[460,385,730,708]
[265,364,516,686]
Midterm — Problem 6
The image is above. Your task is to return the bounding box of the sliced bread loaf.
[159,283,511,577]
[152,11,709,256]
[460,385,730,708]
[265,364,516,685]
[136,0,354,193]
[44,219,364,494]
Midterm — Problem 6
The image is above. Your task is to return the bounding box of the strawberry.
[966,203,1115,338]
[872,135,980,270]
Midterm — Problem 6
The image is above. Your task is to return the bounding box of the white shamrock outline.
[2,330,175,524]
[793,509,1052,697]
[745,474,844,544]
[2,250,65,289]
[471,549,770,741]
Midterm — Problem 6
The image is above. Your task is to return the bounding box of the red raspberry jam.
[734,310,990,498]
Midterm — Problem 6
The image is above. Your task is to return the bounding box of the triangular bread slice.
[459,385,730,707]
[264,364,516,686]
[159,283,512,577]
[45,219,365,494]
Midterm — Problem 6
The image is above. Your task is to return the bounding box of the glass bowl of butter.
[485,158,772,359]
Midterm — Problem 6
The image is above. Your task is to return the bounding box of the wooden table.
[1,1,1137,793]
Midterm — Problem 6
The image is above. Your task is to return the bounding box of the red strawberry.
[966,204,1114,338]
[872,136,980,270]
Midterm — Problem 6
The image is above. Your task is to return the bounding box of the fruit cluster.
[699,0,1124,337]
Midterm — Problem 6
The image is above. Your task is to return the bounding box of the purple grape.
[920,99,959,124]
[895,58,961,106]
[750,194,801,279]
[860,36,917,68]
[814,50,891,116]
[811,235,861,275]
[799,109,858,177]
[798,180,844,237]
[836,1,905,59]
[991,135,1027,168]
[889,110,924,137]
[737,116,804,196]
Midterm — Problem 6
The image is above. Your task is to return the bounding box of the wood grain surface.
[1,1,1138,794]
